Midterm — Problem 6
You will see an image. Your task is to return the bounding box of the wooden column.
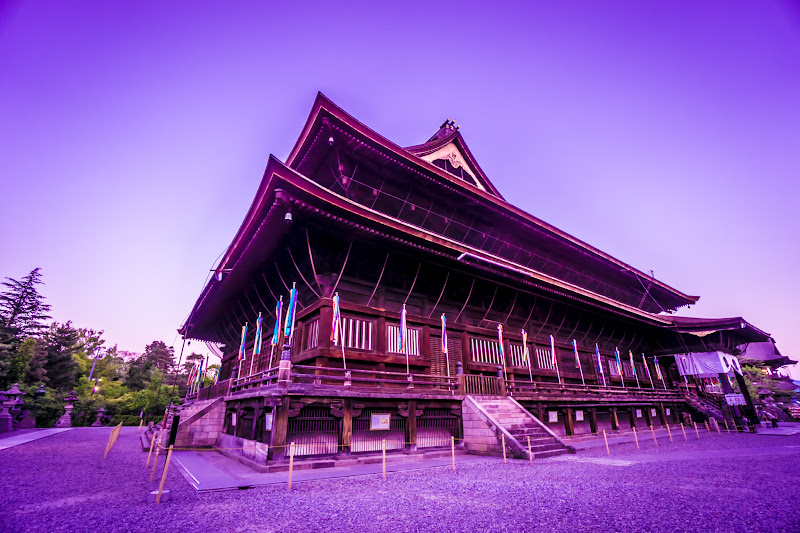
[315,356,328,385]
[376,316,387,357]
[644,407,653,427]
[564,407,574,436]
[421,325,431,371]
[610,407,620,431]
[269,399,290,460]
[589,408,598,434]
[537,402,544,420]
[407,400,418,451]
[628,407,636,429]
[658,403,667,425]
[319,304,333,349]
[341,399,352,455]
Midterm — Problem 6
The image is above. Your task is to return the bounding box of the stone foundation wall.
[174,399,225,448]
[216,433,270,466]
[461,400,501,454]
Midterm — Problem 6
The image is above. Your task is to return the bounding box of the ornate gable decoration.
[420,142,486,192]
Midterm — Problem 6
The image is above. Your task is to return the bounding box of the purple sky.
[1,1,799,376]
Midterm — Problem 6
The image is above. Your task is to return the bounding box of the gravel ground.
[1,427,799,533]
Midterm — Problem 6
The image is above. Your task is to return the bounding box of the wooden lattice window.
[431,335,459,376]
[304,318,320,351]
[470,337,503,366]
[387,323,420,356]
[509,343,529,367]
[535,346,556,370]
[339,316,373,351]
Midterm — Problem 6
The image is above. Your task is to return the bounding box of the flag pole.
[616,347,625,388]
[550,335,561,385]
[523,330,532,382]
[573,339,585,386]
[442,314,450,378]
[630,351,640,388]
[249,312,261,377]
[596,344,607,388]
[402,304,409,375]
[644,354,654,389]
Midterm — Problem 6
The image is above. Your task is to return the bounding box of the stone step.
[532,449,570,459]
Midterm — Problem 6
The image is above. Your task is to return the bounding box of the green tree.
[143,341,174,372]
[0,268,51,388]
[40,322,80,391]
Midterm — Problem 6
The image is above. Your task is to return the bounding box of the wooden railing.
[197,379,232,401]
[291,365,459,393]
[506,380,684,400]
[462,374,504,396]
[229,368,280,394]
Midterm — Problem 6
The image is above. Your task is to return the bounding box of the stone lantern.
[91,406,107,427]
[0,390,11,434]
[55,390,78,428]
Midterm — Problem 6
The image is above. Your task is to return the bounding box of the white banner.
[677,352,742,377]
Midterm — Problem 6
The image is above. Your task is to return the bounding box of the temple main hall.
[175,93,775,464]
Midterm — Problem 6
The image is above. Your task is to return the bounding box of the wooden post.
[382,439,386,479]
[451,435,456,471]
[650,424,658,446]
[666,422,673,443]
[104,429,114,459]
[138,419,143,434]
[588,408,598,434]
[564,408,574,436]
[632,427,639,450]
[146,432,156,467]
[680,423,687,441]
[527,436,532,465]
[602,430,609,455]
[270,399,290,460]
[156,445,174,504]
[724,419,730,434]
[610,408,619,432]
[693,422,700,439]
[150,428,164,480]
[341,398,353,455]
[714,419,721,434]
[407,400,418,451]
[288,442,295,490]
[502,434,507,463]
[705,421,711,435]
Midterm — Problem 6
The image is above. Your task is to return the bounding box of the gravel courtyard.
[1,427,799,533]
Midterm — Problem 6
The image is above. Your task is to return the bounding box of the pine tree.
[40,322,80,391]
[143,341,174,372]
[0,268,52,338]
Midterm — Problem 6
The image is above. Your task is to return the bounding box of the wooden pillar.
[629,407,637,429]
[376,316,387,356]
[269,399,290,460]
[407,400,418,451]
[250,406,259,441]
[319,304,333,349]
[658,403,667,425]
[610,407,620,432]
[537,402,544,420]
[589,408,598,434]
[644,406,653,427]
[461,330,470,372]
[564,407,574,436]
[341,399,352,455]
[421,325,431,371]
[315,356,328,385]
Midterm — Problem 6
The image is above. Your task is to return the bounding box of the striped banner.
[253,314,263,359]
[272,297,282,345]
[398,304,407,353]
[572,339,581,369]
[283,284,297,338]
[238,323,248,361]
[441,314,447,356]
[331,293,341,345]
[595,343,604,374]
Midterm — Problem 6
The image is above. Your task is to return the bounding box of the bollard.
[705,421,711,436]
[527,436,532,465]
[650,425,658,446]
[602,430,609,455]
[382,439,386,479]
[150,442,161,481]
[451,436,456,471]
[146,432,156,467]
[156,445,174,504]
[693,422,700,439]
[288,442,295,490]
[680,423,687,441]
[724,419,730,434]
[138,419,144,434]
[632,427,639,450]
[104,429,114,460]
[666,423,673,443]
[714,419,721,434]
[501,434,507,463]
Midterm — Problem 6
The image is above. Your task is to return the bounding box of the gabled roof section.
[283,92,699,313]
[404,119,505,199]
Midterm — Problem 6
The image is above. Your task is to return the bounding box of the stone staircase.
[464,396,573,460]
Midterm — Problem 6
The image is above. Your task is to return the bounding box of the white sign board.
[548,411,558,423]
[666,408,671,415]
[650,409,657,417]
[371,413,391,430]
[575,410,584,422]
[264,413,273,431]
[635,409,642,418]
[725,393,746,406]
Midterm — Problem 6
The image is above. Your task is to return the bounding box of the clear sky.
[1,1,798,376]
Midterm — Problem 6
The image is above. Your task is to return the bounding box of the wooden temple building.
[176,93,775,464]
